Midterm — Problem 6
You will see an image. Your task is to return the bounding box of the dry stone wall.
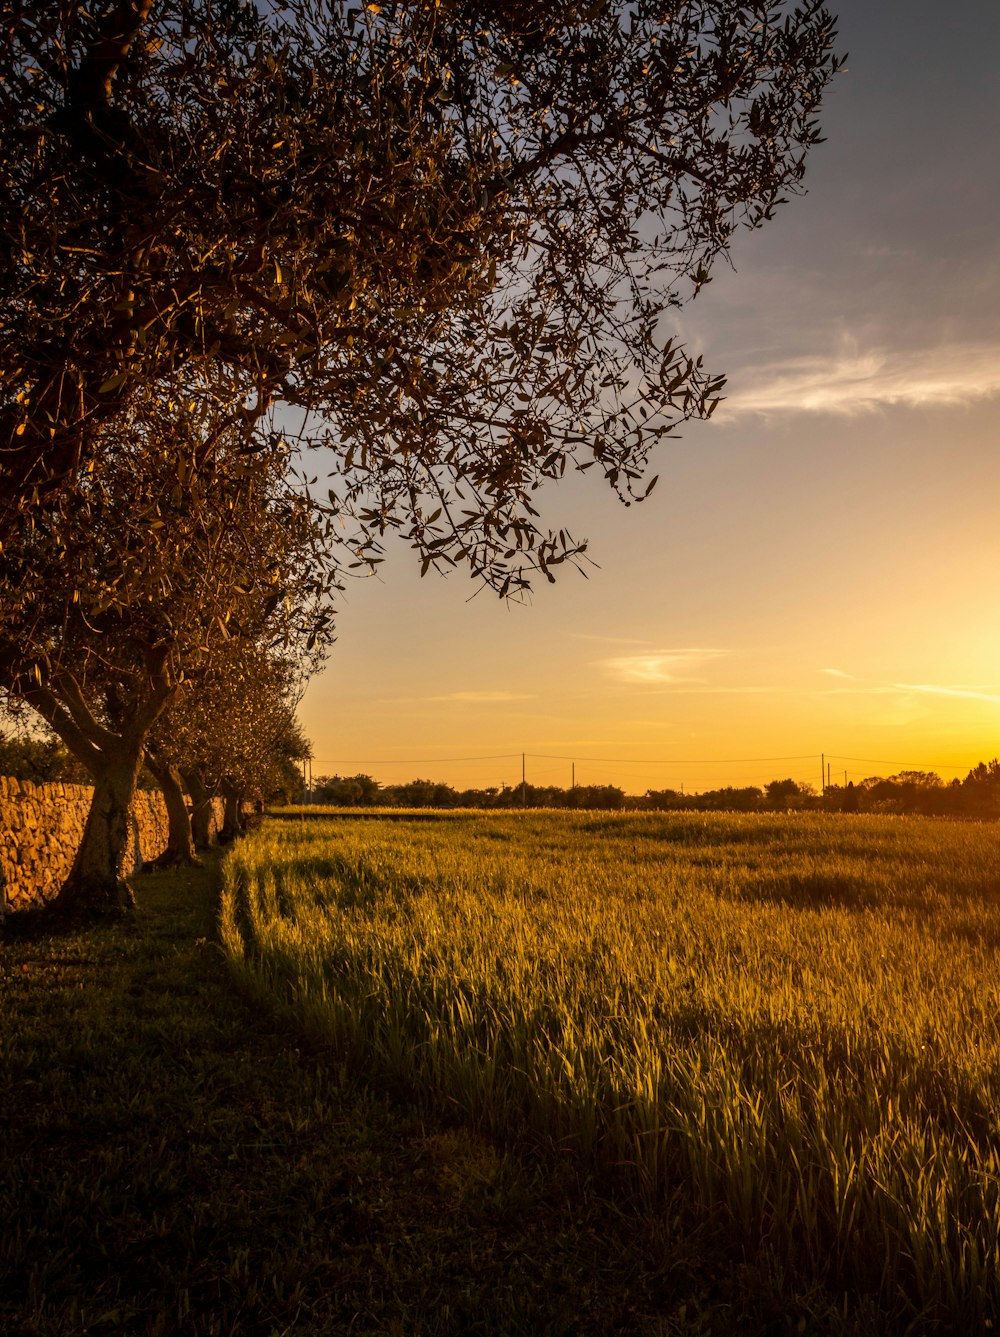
[0,777,223,913]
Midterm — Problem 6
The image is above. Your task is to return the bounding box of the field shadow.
[941,916,1000,954]
[729,870,929,913]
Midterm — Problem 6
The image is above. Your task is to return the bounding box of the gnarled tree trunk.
[54,746,143,915]
[22,655,175,918]
[145,750,198,867]
[182,767,216,851]
[219,781,246,844]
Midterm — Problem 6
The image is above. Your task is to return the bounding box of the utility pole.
[821,752,825,796]
[522,752,526,809]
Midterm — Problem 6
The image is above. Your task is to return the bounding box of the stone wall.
[0,777,223,913]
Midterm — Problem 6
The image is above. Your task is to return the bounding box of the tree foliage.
[149,639,316,851]
[0,401,328,746]
[0,399,333,909]
[0,724,89,784]
[1,0,841,592]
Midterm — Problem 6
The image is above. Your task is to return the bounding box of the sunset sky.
[298,0,1000,795]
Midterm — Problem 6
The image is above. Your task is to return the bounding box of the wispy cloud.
[599,647,728,686]
[722,341,1000,418]
[428,690,535,704]
[894,682,1000,707]
[818,673,1000,708]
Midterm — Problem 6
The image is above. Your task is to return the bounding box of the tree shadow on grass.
[728,870,932,914]
[1,901,131,939]
[4,856,807,1337]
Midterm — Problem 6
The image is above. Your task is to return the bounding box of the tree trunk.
[182,768,216,851]
[219,783,245,844]
[54,749,143,915]
[20,657,176,917]
[145,752,198,867]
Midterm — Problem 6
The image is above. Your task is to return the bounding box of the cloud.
[599,647,728,686]
[428,690,535,703]
[721,341,1000,418]
[819,674,1000,708]
[893,682,1000,707]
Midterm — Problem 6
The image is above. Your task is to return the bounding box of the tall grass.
[221,810,1000,1328]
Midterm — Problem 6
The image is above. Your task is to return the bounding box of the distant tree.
[0,725,88,784]
[960,759,1000,819]
[889,771,945,816]
[765,778,803,809]
[268,745,311,810]
[2,1,840,600]
[215,687,313,842]
[694,785,763,812]
[259,714,315,813]
[383,778,458,808]
[854,771,942,816]
[454,786,503,809]
[313,774,382,807]
[146,644,317,861]
[963,760,1000,788]
[569,784,626,811]
[643,788,689,812]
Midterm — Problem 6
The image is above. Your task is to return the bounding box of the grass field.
[5,854,717,1336]
[222,809,1000,1332]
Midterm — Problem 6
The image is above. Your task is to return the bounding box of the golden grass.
[221,809,1000,1328]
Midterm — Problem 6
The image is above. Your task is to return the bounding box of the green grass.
[222,810,1000,1333]
[2,847,868,1336]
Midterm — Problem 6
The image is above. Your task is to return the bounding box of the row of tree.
[819,766,1000,819]
[644,767,1000,817]
[0,2,840,915]
[305,766,1000,818]
[310,774,631,809]
[1,724,306,803]
[0,405,333,909]
[11,751,1000,824]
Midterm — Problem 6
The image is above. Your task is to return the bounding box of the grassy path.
[0,854,748,1337]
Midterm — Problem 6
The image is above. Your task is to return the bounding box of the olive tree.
[0,400,334,913]
[1,1,840,592]
[145,642,316,862]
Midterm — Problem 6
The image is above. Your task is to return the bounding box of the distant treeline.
[309,774,631,811]
[308,763,1000,819]
[6,732,999,819]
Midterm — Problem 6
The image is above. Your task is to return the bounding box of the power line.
[825,754,974,773]
[529,752,818,765]
[307,749,984,777]
[310,752,522,765]
[311,751,819,767]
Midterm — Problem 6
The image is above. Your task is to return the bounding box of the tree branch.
[17,681,105,776]
[51,669,121,753]
[71,0,155,111]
